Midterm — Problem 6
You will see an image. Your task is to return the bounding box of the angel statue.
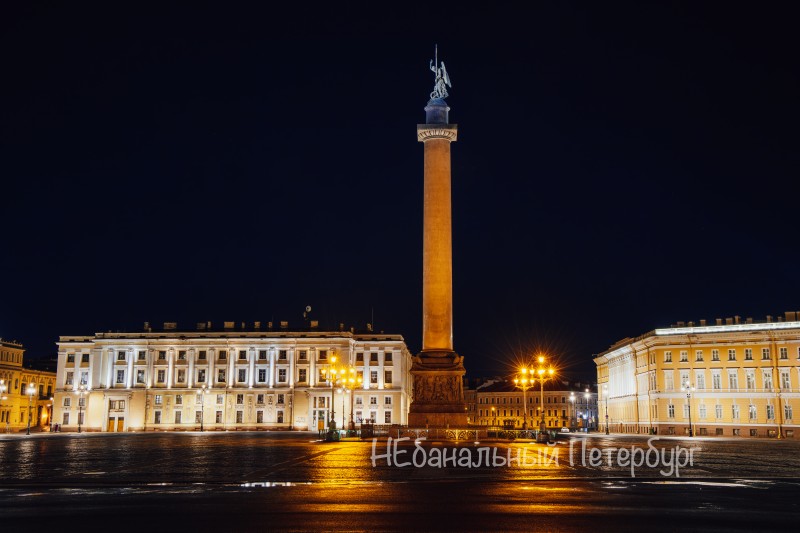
[429,46,451,100]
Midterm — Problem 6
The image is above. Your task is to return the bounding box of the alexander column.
[408,49,468,428]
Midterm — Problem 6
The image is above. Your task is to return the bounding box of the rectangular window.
[236,411,243,424]
[257,410,264,423]
[696,373,705,390]
[781,371,790,390]
[278,369,287,382]
[136,369,146,384]
[257,394,264,405]
[195,411,202,423]
[728,372,739,390]
[369,396,377,405]
[277,410,284,424]
[63,397,72,407]
[763,371,773,391]
[728,349,736,361]
[746,372,755,391]
[277,394,285,405]
[67,354,75,363]
[177,369,185,383]
[216,394,223,405]
[80,372,88,385]
[385,352,393,363]
[219,350,227,361]
[668,404,675,418]
[175,411,182,424]
[155,394,163,405]
[259,350,267,360]
[318,350,327,360]
[278,350,287,360]
[761,348,770,360]
[217,369,226,383]
[195,394,203,405]
[384,411,392,424]
[785,404,793,420]
[664,372,674,391]
[299,350,307,360]
[370,353,378,362]
[695,350,703,362]
[698,404,707,419]
[384,396,392,405]
[158,370,166,383]
[384,371,393,385]
[158,351,166,360]
[679,351,688,362]
[749,404,757,420]
[355,396,363,406]
[178,351,186,360]
[175,395,183,405]
[154,411,162,424]
[258,369,266,382]
[356,352,364,362]
[216,411,223,423]
[198,350,207,361]
[117,351,126,362]
[745,348,753,361]
[116,370,125,384]
[298,369,307,382]
[732,404,740,419]
[711,349,720,361]
[355,410,362,423]
[767,405,775,420]
[238,369,247,383]
[370,371,378,384]
[62,412,70,425]
[236,394,244,405]
[65,372,74,386]
[715,404,723,419]
[197,369,206,383]
[239,350,247,361]
[780,347,788,360]
[712,372,721,390]
[664,351,672,363]
[82,353,90,363]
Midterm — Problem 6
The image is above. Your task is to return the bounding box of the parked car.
[560,427,570,433]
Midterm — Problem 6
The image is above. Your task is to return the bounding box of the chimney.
[734,315,740,324]
[725,318,733,325]
[788,311,799,322]
[746,317,753,324]
[224,321,234,330]
[688,321,694,327]
[196,322,206,331]
[766,315,773,322]
[310,320,319,329]
[268,321,273,330]
[280,321,288,329]
[699,319,707,326]
[254,321,261,330]
[716,318,723,325]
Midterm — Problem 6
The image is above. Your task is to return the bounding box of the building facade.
[53,326,413,432]
[0,339,57,433]
[468,379,598,430]
[594,313,800,438]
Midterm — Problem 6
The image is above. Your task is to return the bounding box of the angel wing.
[441,62,452,87]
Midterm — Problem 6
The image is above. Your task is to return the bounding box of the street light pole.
[513,368,531,430]
[26,383,36,435]
[569,392,575,430]
[533,355,555,432]
[584,390,591,432]
[199,384,207,431]
[682,381,696,437]
[77,384,86,433]
[603,384,609,435]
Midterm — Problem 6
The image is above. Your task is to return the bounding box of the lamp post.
[603,384,609,435]
[491,406,496,426]
[77,384,87,433]
[321,355,349,430]
[49,397,54,432]
[25,382,36,435]
[682,380,696,437]
[569,392,575,430]
[198,384,208,431]
[584,389,591,431]
[513,368,533,430]
[0,380,7,433]
[533,355,555,432]
[343,368,363,431]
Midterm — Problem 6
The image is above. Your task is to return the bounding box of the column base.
[408,350,468,427]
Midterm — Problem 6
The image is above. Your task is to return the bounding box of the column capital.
[417,124,458,142]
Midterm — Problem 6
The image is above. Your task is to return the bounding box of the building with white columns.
[53,324,413,432]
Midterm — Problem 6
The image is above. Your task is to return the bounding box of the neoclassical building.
[53,324,413,432]
[468,379,598,430]
[595,313,800,438]
[1,338,57,432]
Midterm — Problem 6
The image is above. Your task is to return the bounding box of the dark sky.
[2,2,799,380]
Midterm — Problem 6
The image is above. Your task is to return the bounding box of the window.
[236,411,243,424]
[278,369,287,382]
[219,350,227,361]
[767,405,775,420]
[158,351,166,361]
[78,397,85,408]
[175,395,183,405]
[355,396,363,406]
[197,369,206,383]
[259,350,267,361]
[67,353,75,363]
[137,351,146,361]
[116,370,125,384]
[257,410,264,423]
[277,394,285,405]
[195,411,203,423]
[217,369,226,383]
[780,371,790,390]
[384,396,392,405]
[239,350,247,361]
[369,396,378,405]
[177,369,186,383]
[370,371,378,384]
[298,369,307,382]
[238,369,247,383]
[80,372,88,385]
[216,411,223,423]
[780,347,788,360]
[236,394,244,405]
[277,410,284,424]
[62,413,70,425]
[711,349,720,361]
[65,372,74,386]
[695,350,703,362]
[712,372,721,390]
[698,404,707,419]
[258,369,266,383]
[174,411,182,424]
[198,350,207,361]
[319,350,327,361]
[154,395,163,405]
[195,394,203,405]
[370,353,378,362]
[82,353,90,363]
[696,373,705,390]
[728,371,739,390]
[683,404,690,419]
[278,350,287,360]
[216,394,223,405]
[385,352,393,363]
[763,371,773,391]
[664,372,674,391]
[157,370,166,383]
[715,404,723,419]
[679,351,688,362]
[732,404,740,419]
[154,412,162,424]
[745,372,755,391]
[785,404,793,420]
[748,404,757,420]
[761,348,770,360]
[355,410,363,423]
[668,404,675,418]
[728,349,736,361]
[356,352,364,362]
[664,351,672,363]
[63,397,71,407]
[257,394,264,405]
[136,369,146,384]
[744,348,753,361]
[384,411,392,424]
[299,350,307,360]
[117,351,126,362]
[178,351,187,361]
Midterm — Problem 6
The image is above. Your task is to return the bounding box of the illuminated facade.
[595,314,800,437]
[0,339,57,432]
[53,326,413,432]
[469,380,597,430]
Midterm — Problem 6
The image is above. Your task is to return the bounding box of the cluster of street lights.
[512,355,555,432]
[320,355,362,430]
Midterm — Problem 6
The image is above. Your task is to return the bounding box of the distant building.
[0,339,57,432]
[594,313,800,438]
[53,323,413,432]
[467,379,598,430]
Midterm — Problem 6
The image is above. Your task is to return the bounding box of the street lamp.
[491,406,496,426]
[77,384,87,433]
[603,384,609,435]
[682,380,696,437]
[584,389,591,431]
[533,355,555,432]
[321,355,353,430]
[569,392,575,430]
[198,384,208,431]
[513,368,533,430]
[25,382,36,435]
[342,368,363,431]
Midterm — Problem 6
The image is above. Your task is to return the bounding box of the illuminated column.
[126,350,134,388]
[269,349,275,388]
[167,349,174,389]
[248,348,255,388]
[188,350,195,388]
[309,349,316,387]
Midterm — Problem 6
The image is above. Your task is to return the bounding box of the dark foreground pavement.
[1,432,799,531]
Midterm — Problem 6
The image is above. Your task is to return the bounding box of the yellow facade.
[595,316,800,437]
[0,339,57,432]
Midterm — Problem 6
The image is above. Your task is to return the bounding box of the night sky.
[2,3,799,380]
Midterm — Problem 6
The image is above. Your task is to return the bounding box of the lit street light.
[513,368,533,430]
[533,355,555,432]
[682,380,696,437]
[25,382,36,435]
[584,389,591,431]
[569,392,575,430]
